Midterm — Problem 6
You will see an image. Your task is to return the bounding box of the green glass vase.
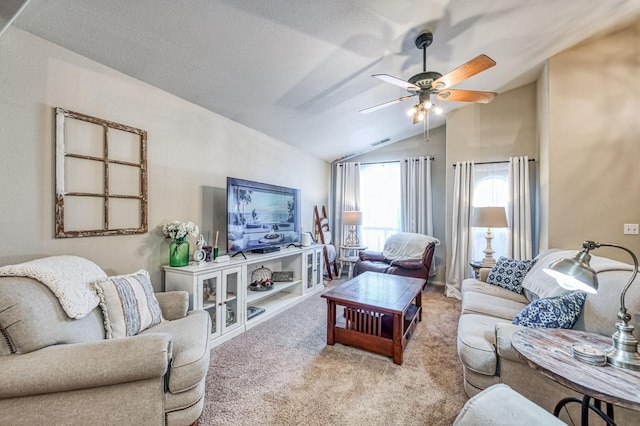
[169,238,190,267]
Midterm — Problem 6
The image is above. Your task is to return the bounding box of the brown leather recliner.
[353,232,438,285]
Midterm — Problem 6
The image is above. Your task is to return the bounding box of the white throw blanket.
[382,232,440,260]
[0,255,107,319]
[382,233,440,277]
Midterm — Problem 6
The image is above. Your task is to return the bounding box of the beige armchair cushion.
[0,277,104,354]
[454,384,567,426]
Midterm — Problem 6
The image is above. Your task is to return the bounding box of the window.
[358,162,401,251]
[472,163,508,262]
[55,108,148,238]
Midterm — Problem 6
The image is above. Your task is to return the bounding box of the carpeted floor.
[198,279,467,425]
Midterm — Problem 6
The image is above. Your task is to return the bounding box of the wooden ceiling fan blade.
[372,74,420,91]
[431,54,496,90]
[437,89,497,104]
[359,95,415,114]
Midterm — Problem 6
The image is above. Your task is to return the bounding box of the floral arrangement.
[162,220,199,242]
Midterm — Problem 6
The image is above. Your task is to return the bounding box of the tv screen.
[226,177,301,254]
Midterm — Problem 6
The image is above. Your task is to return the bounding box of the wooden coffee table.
[321,271,424,365]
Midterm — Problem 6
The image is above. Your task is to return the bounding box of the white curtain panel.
[446,161,474,299]
[400,156,434,236]
[333,162,360,246]
[507,156,533,260]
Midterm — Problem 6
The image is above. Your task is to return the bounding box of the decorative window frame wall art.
[55,107,148,238]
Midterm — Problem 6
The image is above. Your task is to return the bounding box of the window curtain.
[332,162,360,247]
[400,156,433,236]
[445,161,474,299]
[507,156,532,260]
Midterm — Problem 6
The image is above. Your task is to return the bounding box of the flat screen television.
[226,177,301,254]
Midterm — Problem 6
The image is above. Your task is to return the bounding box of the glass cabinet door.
[306,251,314,290]
[200,273,221,338]
[221,267,242,333]
[314,248,322,287]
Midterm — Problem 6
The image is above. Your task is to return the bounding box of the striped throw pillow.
[95,270,164,338]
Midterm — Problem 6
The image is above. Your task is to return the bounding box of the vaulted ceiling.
[7,0,640,161]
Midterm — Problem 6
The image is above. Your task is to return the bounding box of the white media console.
[163,245,324,346]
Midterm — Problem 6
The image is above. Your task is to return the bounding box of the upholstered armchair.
[353,232,439,285]
[0,256,210,426]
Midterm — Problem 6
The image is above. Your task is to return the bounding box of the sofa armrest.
[359,251,386,262]
[156,291,189,319]
[0,333,172,399]
[389,258,423,270]
[495,322,526,364]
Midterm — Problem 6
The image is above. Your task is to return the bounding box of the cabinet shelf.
[246,291,302,327]
[246,280,301,304]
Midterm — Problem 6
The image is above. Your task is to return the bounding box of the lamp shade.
[543,251,598,294]
[471,207,508,228]
[342,211,363,226]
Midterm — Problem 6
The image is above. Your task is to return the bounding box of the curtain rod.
[338,157,435,166]
[452,158,536,167]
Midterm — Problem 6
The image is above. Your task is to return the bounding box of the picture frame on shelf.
[272,271,294,282]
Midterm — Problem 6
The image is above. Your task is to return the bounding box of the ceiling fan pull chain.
[424,110,430,143]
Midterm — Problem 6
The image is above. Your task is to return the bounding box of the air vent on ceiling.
[370,137,391,147]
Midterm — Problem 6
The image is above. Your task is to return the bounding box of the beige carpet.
[198,279,467,425]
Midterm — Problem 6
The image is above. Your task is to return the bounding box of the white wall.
[0,27,329,289]
[545,19,640,260]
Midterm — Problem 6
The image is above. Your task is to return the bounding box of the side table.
[511,328,640,425]
[469,261,492,278]
[338,245,367,279]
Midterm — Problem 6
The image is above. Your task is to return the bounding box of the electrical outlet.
[623,224,639,235]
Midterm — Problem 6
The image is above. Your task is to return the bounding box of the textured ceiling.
[10,0,640,162]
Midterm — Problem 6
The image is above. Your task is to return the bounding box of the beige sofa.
[457,249,640,423]
[0,258,211,426]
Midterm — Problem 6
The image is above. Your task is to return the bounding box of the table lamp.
[543,240,640,371]
[342,211,363,247]
[471,206,508,266]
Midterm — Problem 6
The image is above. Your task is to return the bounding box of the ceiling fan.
[360,31,497,125]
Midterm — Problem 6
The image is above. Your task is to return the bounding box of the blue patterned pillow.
[486,256,537,294]
[512,291,587,328]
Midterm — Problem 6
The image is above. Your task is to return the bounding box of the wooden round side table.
[511,328,640,425]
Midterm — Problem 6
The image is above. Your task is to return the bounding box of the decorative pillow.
[486,257,537,294]
[512,290,587,329]
[521,250,575,301]
[95,270,164,338]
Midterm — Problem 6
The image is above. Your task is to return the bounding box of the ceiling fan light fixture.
[360,31,497,126]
